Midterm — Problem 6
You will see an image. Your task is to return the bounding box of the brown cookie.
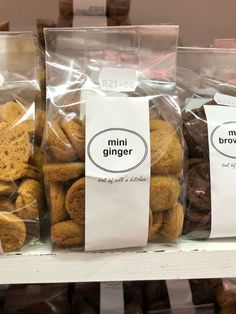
[46,121,77,162]
[65,178,85,225]
[61,119,85,161]
[24,165,41,181]
[0,199,15,212]
[151,130,183,175]
[43,162,85,182]
[150,176,180,211]
[51,220,84,246]
[148,210,163,241]
[0,181,18,196]
[15,179,43,220]
[0,212,26,252]
[159,203,184,241]
[49,182,68,224]
[0,102,25,124]
[150,119,176,134]
[0,122,31,181]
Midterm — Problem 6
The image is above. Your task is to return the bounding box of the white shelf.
[1,239,236,284]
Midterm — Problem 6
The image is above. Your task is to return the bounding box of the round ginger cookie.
[65,178,85,225]
[0,180,18,196]
[51,220,84,246]
[151,130,183,175]
[15,179,43,220]
[49,181,68,224]
[43,162,85,182]
[150,175,180,211]
[150,119,176,134]
[0,122,31,181]
[0,199,15,212]
[148,210,163,241]
[61,119,85,161]
[0,211,26,252]
[46,121,77,162]
[159,203,184,241]
[0,101,26,124]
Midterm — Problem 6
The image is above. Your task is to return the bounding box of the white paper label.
[166,280,195,314]
[214,92,236,107]
[186,98,212,110]
[73,15,107,27]
[204,105,236,238]
[100,282,124,314]
[85,96,150,251]
[73,0,106,16]
[99,67,139,92]
[0,73,4,87]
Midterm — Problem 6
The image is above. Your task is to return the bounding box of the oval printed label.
[211,121,236,159]
[87,128,148,173]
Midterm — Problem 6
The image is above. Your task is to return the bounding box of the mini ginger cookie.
[0,101,26,124]
[148,210,163,241]
[0,180,18,196]
[0,211,26,252]
[65,178,85,225]
[49,181,69,224]
[43,162,85,182]
[159,203,184,241]
[15,179,43,220]
[61,119,85,161]
[0,199,15,212]
[24,165,41,181]
[0,122,31,181]
[150,119,176,134]
[51,220,84,246]
[151,130,183,175]
[46,121,77,162]
[150,175,180,211]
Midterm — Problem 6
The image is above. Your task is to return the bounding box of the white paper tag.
[0,73,4,87]
[166,280,195,314]
[85,96,150,251]
[186,98,212,110]
[204,105,236,238]
[73,15,107,27]
[99,67,139,92]
[100,282,124,314]
[214,92,236,107]
[73,0,106,16]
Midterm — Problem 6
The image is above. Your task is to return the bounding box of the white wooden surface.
[1,239,236,284]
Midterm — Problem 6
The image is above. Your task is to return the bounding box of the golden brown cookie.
[0,181,18,196]
[49,181,68,224]
[0,122,31,181]
[51,220,84,246]
[46,121,77,162]
[151,130,183,175]
[0,212,26,252]
[159,203,184,241]
[43,162,85,182]
[0,102,25,124]
[15,179,43,220]
[61,119,85,161]
[65,178,85,225]
[0,199,15,212]
[148,210,163,241]
[150,119,176,134]
[150,175,180,211]
[24,165,41,181]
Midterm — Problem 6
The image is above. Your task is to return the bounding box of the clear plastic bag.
[178,47,236,239]
[215,279,236,314]
[0,33,45,253]
[43,26,184,251]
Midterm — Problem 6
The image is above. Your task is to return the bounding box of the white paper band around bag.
[204,105,236,238]
[100,282,124,314]
[85,96,150,251]
[166,280,195,314]
[73,0,106,16]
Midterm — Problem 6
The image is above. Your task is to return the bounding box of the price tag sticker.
[99,67,139,92]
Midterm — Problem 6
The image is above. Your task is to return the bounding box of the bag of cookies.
[43,25,184,251]
[0,32,45,253]
[178,47,236,239]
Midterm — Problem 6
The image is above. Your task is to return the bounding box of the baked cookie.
[0,180,18,196]
[158,203,184,241]
[0,199,15,212]
[43,162,85,182]
[24,165,41,181]
[151,130,183,175]
[148,210,163,241]
[0,101,25,124]
[0,211,26,252]
[0,122,31,181]
[150,119,176,134]
[51,220,84,246]
[61,119,85,161]
[65,178,85,225]
[15,179,43,220]
[46,121,77,162]
[49,181,68,224]
[150,175,180,211]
